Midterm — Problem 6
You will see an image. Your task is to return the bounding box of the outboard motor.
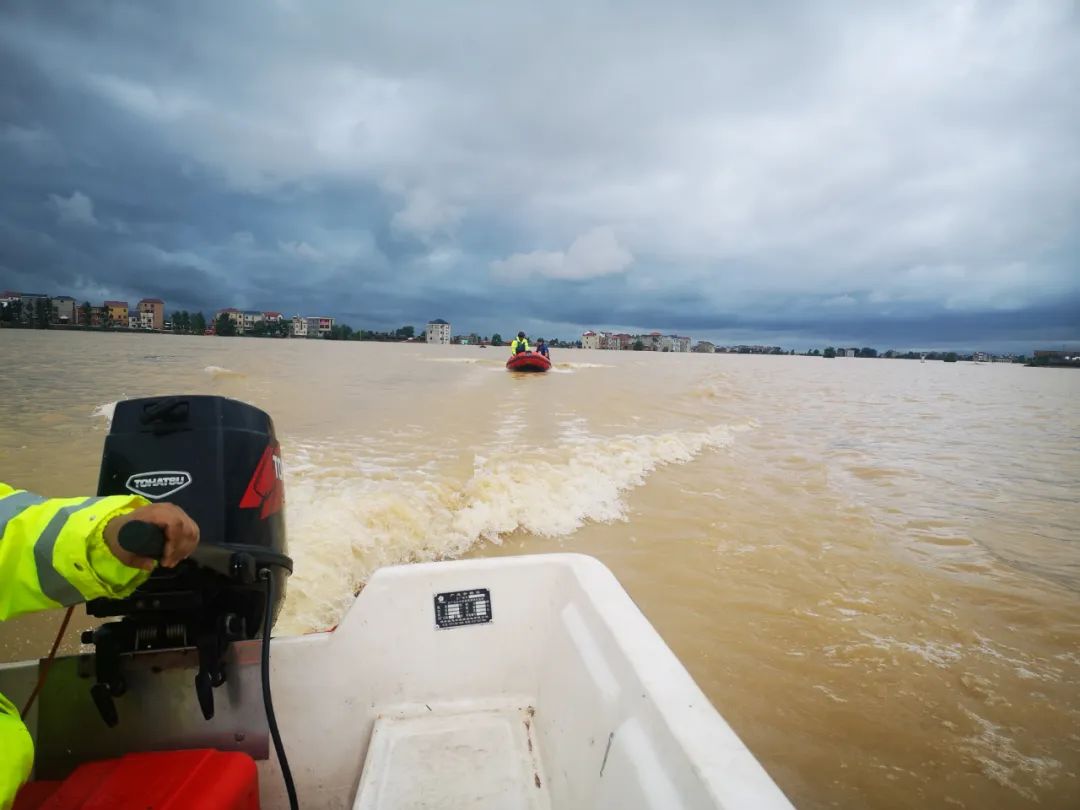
[85,395,293,727]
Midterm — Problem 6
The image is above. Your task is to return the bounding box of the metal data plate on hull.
[434,589,492,629]
[34,640,268,779]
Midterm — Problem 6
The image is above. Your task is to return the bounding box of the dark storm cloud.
[1,0,1078,348]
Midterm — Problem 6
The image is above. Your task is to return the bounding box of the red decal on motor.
[240,443,284,518]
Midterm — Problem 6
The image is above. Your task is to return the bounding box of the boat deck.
[8,555,795,809]
[354,705,551,810]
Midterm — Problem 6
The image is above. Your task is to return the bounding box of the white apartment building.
[291,315,308,337]
[427,319,451,344]
[581,331,601,350]
[242,311,264,332]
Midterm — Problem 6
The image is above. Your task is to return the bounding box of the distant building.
[104,300,129,327]
[674,336,691,353]
[306,316,334,338]
[426,319,451,344]
[139,310,154,329]
[0,292,49,325]
[582,331,600,350]
[80,306,104,328]
[596,331,635,350]
[214,308,244,332]
[693,341,715,353]
[0,300,17,317]
[840,348,857,357]
[0,293,17,324]
[242,310,264,332]
[264,311,283,324]
[128,314,140,329]
[1033,349,1079,366]
[51,296,76,324]
[291,315,308,337]
[138,298,165,330]
[19,293,49,324]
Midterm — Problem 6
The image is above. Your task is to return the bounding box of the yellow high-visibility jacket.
[509,337,530,354]
[0,483,150,809]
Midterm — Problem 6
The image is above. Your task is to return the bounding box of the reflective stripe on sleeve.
[0,491,48,536]
[33,497,106,606]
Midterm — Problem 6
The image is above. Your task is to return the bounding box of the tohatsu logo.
[125,470,193,500]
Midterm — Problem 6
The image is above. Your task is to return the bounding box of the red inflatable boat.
[506,351,552,372]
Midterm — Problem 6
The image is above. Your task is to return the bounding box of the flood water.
[1,330,1078,808]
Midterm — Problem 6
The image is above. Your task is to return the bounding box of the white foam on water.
[276,422,739,634]
[812,684,849,704]
[559,361,613,369]
[971,632,1064,683]
[91,400,118,427]
[557,416,590,445]
[857,630,965,668]
[958,707,1061,800]
[494,411,526,445]
[204,365,245,378]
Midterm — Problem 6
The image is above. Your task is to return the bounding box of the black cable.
[261,568,299,810]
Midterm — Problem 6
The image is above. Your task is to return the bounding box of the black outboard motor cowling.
[85,395,292,726]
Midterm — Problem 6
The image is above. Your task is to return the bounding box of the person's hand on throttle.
[103,503,200,571]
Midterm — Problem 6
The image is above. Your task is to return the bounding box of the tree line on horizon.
[0,298,52,327]
[0,303,1038,363]
[810,347,961,361]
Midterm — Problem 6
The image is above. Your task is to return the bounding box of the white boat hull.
[4,554,793,809]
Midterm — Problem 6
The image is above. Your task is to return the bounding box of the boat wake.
[204,365,246,379]
[276,422,741,634]
[91,400,119,428]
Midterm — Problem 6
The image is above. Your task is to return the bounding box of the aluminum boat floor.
[353,705,551,810]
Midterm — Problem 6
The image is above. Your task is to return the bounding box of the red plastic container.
[15,749,259,810]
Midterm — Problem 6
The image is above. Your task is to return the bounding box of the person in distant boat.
[509,331,530,355]
[536,339,550,359]
[0,484,200,807]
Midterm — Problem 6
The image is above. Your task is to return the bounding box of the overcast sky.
[1,0,1077,350]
